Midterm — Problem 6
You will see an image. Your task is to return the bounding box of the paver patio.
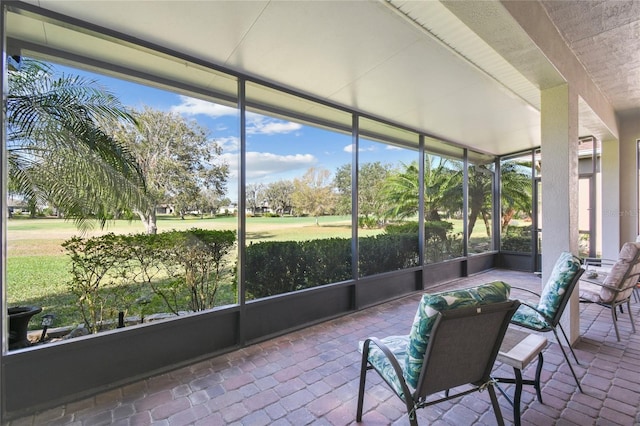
[4,269,640,425]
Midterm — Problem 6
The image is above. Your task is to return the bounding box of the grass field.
[6,214,383,329]
[7,214,492,331]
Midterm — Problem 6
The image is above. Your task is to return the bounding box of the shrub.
[245,233,420,298]
[155,229,236,313]
[358,216,379,229]
[62,233,130,333]
[501,226,532,252]
[63,228,236,332]
[244,239,352,299]
[359,233,419,276]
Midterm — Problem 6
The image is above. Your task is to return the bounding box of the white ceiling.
[9,0,634,156]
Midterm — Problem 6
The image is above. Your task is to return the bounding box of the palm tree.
[382,157,462,221]
[500,161,532,232]
[7,59,147,229]
[467,164,494,237]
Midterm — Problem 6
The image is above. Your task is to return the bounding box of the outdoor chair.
[580,241,640,342]
[509,252,585,392]
[356,281,518,426]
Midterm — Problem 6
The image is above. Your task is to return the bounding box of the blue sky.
[58,63,417,202]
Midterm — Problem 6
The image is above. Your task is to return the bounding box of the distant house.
[155,204,174,215]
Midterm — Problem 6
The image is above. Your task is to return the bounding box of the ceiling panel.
[11,0,553,155]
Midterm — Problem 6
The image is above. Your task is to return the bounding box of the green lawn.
[6,214,380,329]
[6,214,491,330]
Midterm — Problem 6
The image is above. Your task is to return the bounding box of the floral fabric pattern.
[403,281,511,388]
[510,304,549,329]
[536,252,582,318]
[360,335,409,399]
[511,251,581,330]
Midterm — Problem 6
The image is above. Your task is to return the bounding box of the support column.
[600,138,620,258]
[541,84,580,343]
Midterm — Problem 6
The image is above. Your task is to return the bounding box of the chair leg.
[488,384,506,426]
[356,349,369,422]
[556,322,580,365]
[610,304,621,342]
[627,299,636,334]
[406,401,419,426]
[552,328,583,393]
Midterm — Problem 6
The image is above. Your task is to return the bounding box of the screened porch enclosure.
[0,2,589,422]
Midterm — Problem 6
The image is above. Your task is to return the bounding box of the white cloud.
[170,98,302,135]
[343,143,377,153]
[171,96,238,118]
[245,152,316,179]
[215,136,239,153]
[246,113,303,135]
[221,151,316,182]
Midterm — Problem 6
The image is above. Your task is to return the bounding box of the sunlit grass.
[6,214,491,330]
[6,256,79,327]
[6,214,367,329]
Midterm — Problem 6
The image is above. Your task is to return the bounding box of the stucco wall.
[618,115,640,245]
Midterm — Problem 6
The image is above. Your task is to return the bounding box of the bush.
[63,228,236,332]
[63,234,128,333]
[385,222,418,234]
[386,220,462,263]
[501,226,532,252]
[359,233,419,276]
[244,239,352,299]
[358,216,379,229]
[245,233,420,298]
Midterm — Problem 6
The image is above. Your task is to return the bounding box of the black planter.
[8,306,42,350]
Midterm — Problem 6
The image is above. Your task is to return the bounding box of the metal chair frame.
[510,268,585,392]
[356,300,520,426]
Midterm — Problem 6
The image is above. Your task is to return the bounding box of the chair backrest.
[537,251,584,327]
[414,299,520,398]
[600,242,640,303]
[404,281,511,389]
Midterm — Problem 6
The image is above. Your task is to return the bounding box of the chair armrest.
[580,276,617,291]
[583,257,616,266]
[580,272,640,293]
[361,337,413,400]
[509,285,541,298]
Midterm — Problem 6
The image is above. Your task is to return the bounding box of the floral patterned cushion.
[360,335,410,399]
[537,252,582,319]
[511,251,581,330]
[510,304,550,330]
[404,281,511,389]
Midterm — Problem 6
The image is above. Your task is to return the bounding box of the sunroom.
[2,1,639,423]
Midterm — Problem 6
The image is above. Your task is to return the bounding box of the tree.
[500,161,533,232]
[7,58,147,229]
[264,180,295,216]
[292,167,335,225]
[382,158,461,222]
[381,162,420,220]
[246,183,265,215]
[109,108,228,233]
[333,162,391,220]
[467,164,493,237]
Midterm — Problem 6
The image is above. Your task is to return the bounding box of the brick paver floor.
[4,269,640,425]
